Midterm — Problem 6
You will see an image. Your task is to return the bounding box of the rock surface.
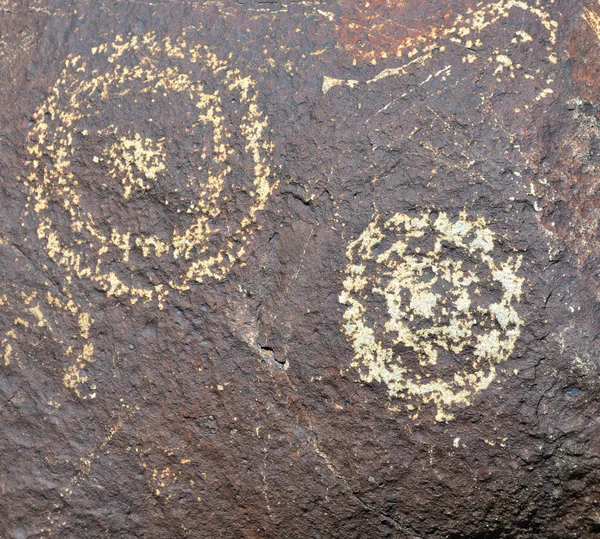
[0,1,599,537]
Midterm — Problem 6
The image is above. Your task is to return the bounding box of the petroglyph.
[583,5,600,42]
[0,240,96,399]
[327,0,558,96]
[10,31,277,399]
[339,211,524,421]
[26,31,276,309]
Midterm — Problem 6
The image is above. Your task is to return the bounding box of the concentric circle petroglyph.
[26,32,276,307]
[339,211,524,421]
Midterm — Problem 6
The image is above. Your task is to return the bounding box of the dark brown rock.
[0,1,599,538]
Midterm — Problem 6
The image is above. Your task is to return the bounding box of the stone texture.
[0,1,599,537]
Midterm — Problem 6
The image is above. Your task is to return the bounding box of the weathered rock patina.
[0,1,599,537]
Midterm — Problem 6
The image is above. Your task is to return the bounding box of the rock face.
[0,1,599,537]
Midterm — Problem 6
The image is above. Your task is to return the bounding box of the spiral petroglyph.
[17,31,276,398]
[25,31,276,308]
[339,211,524,421]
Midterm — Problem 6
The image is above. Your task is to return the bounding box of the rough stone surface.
[0,1,599,537]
